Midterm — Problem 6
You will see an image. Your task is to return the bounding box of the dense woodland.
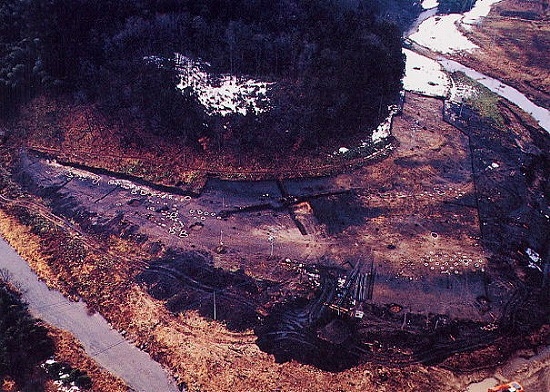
[0,0,421,151]
[438,0,477,14]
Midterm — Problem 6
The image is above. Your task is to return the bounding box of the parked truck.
[488,381,523,392]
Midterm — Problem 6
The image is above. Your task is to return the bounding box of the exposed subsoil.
[0,85,548,391]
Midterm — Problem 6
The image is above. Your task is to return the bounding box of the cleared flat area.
[2,87,548,388]
[0,237,179,392]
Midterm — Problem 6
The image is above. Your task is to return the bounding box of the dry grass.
[0,209,63,292]
[12,95,390,194]
[0,213,129,391]
[46,326,128,392]
[459,0,550,108]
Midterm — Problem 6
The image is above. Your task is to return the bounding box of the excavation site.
[3,92,547,381]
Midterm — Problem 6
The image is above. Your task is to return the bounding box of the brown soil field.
[0,85,548,391]
[0,3,548,388]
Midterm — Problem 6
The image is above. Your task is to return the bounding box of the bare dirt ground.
[0,5,548,386]
[457,0,550,108]
[0,83,548,390]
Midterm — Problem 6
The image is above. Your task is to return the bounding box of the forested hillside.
[1,0,419,151]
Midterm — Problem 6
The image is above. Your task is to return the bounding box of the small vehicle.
[488,381,523,392]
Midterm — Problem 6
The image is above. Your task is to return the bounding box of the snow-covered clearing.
[403,49,449,97]
[175,54,271,117]
[409,13,478,53]
[421,0,439,10]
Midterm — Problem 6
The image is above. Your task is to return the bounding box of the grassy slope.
[458,0,550,108]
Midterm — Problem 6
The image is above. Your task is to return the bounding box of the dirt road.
[0,237,180,392]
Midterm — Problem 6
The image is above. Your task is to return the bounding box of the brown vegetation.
[0,93,475,391]
[0,190,441,391]
[10,94,392,194]
[46,327,128,392]
[458,0,550,108]
[1,3,548,384]
[1,87,548,391]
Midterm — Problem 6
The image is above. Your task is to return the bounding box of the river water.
[0,236,180,392]
[406,1,550,134]
[439,58,550,133]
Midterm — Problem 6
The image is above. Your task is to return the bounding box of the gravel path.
[0,237,180,392]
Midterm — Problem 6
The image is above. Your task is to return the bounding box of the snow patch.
[331,105,398,157]
[526,248,542,272]
[338,147,350,154]
[526,248,541,263]
[409,14,478,53]
[462,0,503,30]
[403,49,450,97]
[175,53,272,117]
[409,0,504,53]
[421,0,439,9]
[448,75,477,103]
[371,105,399,144]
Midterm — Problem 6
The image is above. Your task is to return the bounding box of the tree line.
[1,0,420,151]
[438,0,477,14]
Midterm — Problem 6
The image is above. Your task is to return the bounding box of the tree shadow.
[310,193,385,234]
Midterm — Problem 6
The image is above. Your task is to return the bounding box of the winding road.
[0,237,180,392]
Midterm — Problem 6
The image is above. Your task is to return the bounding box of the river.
[406,0,550,133]
[0,236,180,392]
[438,58,550,133]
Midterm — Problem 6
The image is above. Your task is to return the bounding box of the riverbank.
[405,0,550,133]
[457,0,550,109]
[439,59,550,133]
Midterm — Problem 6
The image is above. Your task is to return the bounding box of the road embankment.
[0,236,180,392]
